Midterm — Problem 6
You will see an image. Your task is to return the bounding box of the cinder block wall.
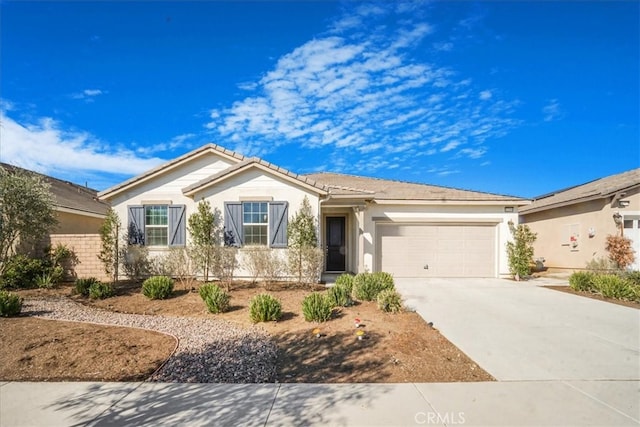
[49,234,108,281]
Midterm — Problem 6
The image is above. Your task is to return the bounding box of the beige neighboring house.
[1,163,110,280]
[99,144,527,279]
[520,168,640,272]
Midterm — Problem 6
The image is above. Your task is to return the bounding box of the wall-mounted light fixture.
[504,207,514,213]
[618,200,630,208]
[613,212,623,226]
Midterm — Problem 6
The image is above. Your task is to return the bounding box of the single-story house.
[520,168,640,272]
[98,144,529,279]
[1,163,111,279]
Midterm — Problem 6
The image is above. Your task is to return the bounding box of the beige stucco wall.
[53,210,104,235]
[520,188,640,271]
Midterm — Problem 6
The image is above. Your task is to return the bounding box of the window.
[127,204,186,247]
[224,201,288,248]
[243,202,269,245]
[145,205,168,246]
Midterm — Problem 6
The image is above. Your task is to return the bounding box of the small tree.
[506,221,537,281]
[0,167,58,275]
[287,196,319,285]
[187,200,223,282]
[605,234,635,270]
[98,208,121,284]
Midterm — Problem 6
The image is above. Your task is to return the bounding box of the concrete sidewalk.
[2,380,639,426]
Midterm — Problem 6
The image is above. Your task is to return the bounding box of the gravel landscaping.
[22,298,278,383]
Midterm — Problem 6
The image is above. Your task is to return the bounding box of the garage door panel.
[378,224,496,278]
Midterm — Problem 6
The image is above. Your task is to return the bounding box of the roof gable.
[183,158,329,196]
[98,144,244,200]
[520,168,640,214]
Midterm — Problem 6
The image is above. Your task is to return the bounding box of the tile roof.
[305,172,527,202]
[1,163,109,216]
[519,168,640,214]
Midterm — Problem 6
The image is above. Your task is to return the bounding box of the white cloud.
[479,90,492,100]
[0,110,165,180]
[542,99,563,121]
[71,89,105,101]
[204,2,519,173]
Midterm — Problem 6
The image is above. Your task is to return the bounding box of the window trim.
[242,201,269,246]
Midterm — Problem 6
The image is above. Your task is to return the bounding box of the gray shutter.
[168,205,186,246]
[128,206,145,245]
[269,201,288,248]
[224,202,243,247]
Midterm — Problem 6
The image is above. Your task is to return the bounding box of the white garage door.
[378,224,496,278]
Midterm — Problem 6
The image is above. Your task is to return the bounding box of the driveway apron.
[394,278,640,382]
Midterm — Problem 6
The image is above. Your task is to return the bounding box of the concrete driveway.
[395,277,640,381]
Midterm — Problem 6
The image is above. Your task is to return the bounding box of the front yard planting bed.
[2,281,493,383]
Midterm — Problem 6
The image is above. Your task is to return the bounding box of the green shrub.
[1,255,48,288]
[569,271,595,292]
[0,290,22,316]
[376,289,403,313]
[335,273,354,294]
[326,283,353,307]
[622,271,640,287]
[199,283,230,314]
[89,282,114,299]
[301,292,333,322]
[249,293,282,323]
[585,257,616,273]
[35,266,64,289]
[142,276,174,300]
[372,271,394,290]
[352,272,395,301]
[628,285,640,303]
[75,277,99,296]
[592,274,634,300]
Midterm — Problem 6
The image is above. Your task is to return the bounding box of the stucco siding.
[53,211,104,235]
[521,188,640,271]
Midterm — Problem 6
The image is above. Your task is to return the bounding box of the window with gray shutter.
[169,205,186,246]
[224,202,243,247]
[269,201,288,248]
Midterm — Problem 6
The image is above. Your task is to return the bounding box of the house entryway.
[325,216,346,272]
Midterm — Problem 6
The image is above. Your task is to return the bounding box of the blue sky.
[1,1,638,198]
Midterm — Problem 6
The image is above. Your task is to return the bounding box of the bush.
[326,283,353,307]
[592,274,634,300]
[89,282,114,299]
[199,283,230,314]
[622,271,640,287]
[120,244,151,281]
[585,257,616,273]
[569,271,595,292]
[605,234,635,270]
[1,255,48,288]
[142,276,174,300]
[301,292,333,322]
[75,277,99,296]
[249,293,282,323]
[377,289,403,313]
[0,290,22,316]
[352,272,395,301]
[35,266,64,289]
[335,273,354,294]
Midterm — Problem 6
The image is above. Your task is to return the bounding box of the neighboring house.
[520,168,640,272]
[1,163,110,280]
[98,144,528,279]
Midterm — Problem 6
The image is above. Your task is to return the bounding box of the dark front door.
[326,216,346,271]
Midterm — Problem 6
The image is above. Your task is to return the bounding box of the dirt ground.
[545,285,640,309]
[2,281,493,383]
